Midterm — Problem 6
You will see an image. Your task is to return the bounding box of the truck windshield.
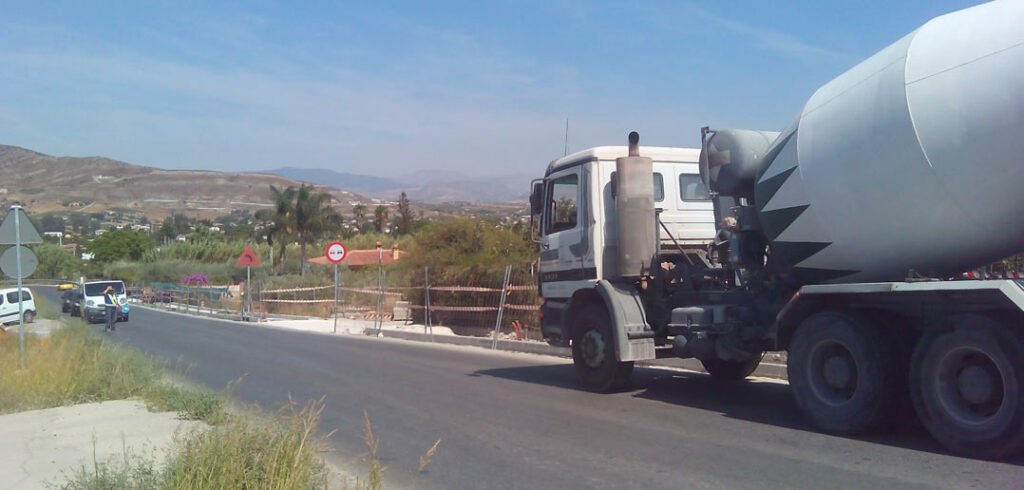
[85,282,124,296]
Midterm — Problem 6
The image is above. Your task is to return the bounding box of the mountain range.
[0,145,361,218]
[262,167,531,203]
[0,144,530,221]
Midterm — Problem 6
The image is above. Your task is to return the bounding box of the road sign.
[237,245,261,266]
[0,246,37,279]
[326,241,347,263]
[0,207,42,245]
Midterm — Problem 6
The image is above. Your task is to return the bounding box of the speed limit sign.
[325,242,347,263]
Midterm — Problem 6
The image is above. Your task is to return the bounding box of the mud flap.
[595,280,656,362]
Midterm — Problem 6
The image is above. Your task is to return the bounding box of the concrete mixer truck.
[529,0,1024,459]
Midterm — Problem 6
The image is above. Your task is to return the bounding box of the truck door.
[540,167,590,299]
[674,169,715,243]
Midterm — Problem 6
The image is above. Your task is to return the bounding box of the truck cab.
[531,146,714,344]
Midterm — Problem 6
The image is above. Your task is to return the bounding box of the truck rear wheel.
[788,311,904,434]
[572,304,634,392]
[910,316,1024,459]
[701,355,762,380]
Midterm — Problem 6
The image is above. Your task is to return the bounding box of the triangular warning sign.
[0,207,43,245]
[237,245,261,266]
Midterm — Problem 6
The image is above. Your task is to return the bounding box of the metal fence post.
[333,263,339,334]
[491,264,513,350]
[375,270,386,336]
[424,266,432,339]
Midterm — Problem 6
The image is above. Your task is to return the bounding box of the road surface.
[39,288,1024,489]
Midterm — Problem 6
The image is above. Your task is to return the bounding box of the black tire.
[702,354,763,380]
[910,316,1024,459]
[787,310,905,435]
[571,304,634,392]
[23,310,35,324]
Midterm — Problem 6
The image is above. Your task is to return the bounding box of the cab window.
[547,174,578,234]
[679,174,711,201]
[653,173,665,202]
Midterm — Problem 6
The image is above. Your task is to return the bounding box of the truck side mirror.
[529,181,544,215]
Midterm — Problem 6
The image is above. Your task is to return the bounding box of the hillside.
[263,167,532,203]
[0,145,364,219]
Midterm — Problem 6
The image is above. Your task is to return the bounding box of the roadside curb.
[378,329,788,380]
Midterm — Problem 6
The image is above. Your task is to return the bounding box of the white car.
[0,287,37,325]
[81,280,129,324]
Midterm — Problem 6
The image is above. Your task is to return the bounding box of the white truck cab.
[530,146,714,343]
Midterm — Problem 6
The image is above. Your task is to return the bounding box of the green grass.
[144,384,228,425]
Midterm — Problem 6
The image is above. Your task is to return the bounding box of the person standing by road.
[103,285,119,332]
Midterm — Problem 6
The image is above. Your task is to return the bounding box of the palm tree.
[373,205,389,233]
[294,184,341,275]
[268,185,297,275]
[352,204,366,229]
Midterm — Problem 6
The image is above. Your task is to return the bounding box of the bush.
[402,217,533,271]
[32,242,80,280]
[122,260,236,285]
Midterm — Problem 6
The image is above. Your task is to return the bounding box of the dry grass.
[0,323,162,413]
[159,399,331,489]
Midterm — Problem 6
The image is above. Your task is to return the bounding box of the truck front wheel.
[571,304,633,392]
[910,316,1024,459]
[788,311,904,434]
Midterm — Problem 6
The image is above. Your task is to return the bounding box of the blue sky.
[0,1,984,178]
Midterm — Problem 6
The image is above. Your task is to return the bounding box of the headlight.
[87,300,95,307]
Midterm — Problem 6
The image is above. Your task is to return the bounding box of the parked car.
[81,280,128,324]
[0,287,37,325]
[61,288,83,317]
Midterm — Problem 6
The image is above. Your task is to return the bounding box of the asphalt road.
[40,288,1024,489]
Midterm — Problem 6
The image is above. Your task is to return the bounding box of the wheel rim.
[580,329,606,368]
[935,346,1006,425]
[806,340,858,406]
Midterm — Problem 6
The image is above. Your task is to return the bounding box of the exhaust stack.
[615,132,656,279]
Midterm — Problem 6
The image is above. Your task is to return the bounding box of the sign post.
[0,205,43,370]
[236,246,261,321]
[325,242,347,334]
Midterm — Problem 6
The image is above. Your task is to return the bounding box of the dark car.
[61,289,82,317]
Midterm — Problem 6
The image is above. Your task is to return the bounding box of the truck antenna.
[564,118,570,156]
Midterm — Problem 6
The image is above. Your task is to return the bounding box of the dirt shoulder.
[0,400,206,490]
